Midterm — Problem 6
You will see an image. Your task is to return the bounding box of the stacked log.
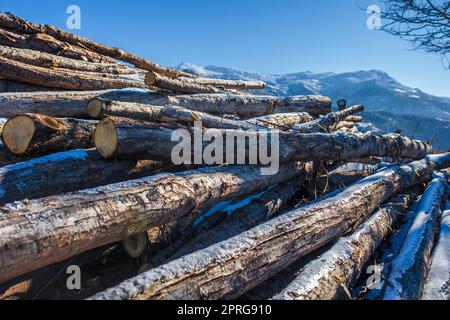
[0,12,448,301]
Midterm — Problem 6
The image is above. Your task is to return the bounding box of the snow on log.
[0,162,306,283]
[383,172,449,300]
[2,114,96,156]
[0,12,194,78]
[272,194,413,300]
[0,149,169,204]
[150,177,307,267]
[94,117,431,162]
[90,154,450,300]
[422,200,450,300]
[0,26,114,63]
[292,105,364,133]
[0,56,147,91]
[246,113,313,130]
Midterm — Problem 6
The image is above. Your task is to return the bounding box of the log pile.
[0,13,449,301]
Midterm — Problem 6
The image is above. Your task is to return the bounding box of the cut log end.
[2,115,35,154]
[94,117,119,159]
[87,99,104,119]
[145,72,157,87]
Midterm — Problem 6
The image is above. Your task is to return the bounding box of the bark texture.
[145,72,222,94]
[0,162,305,283]
[0,56,146,91]
[0,26,114,63]
[178,77,266,90]
[292,105,364,133]
[0,149,168,205]
[246,113,313,130]
[94,117,431,162]
[383,172,449,300]
[2,114,96,155]
[90,154,450,300]
[273,194,413,300]
[0,12,194,78]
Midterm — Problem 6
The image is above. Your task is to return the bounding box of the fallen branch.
[2,114,96,156]
[383,172,449,300]
[89,154,450,300]
[0,162,305,283]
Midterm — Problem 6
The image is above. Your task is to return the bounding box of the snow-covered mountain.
[177,63,450,150]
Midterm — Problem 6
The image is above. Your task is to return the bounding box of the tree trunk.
[0,26,115,63]
[89,154,450,300]
[272,194,413,300]
[383,172,449,300]
[0,162,306,283]
[0,12,194,79]
[94,117,431,162]
[0,56,147,91]
[422,201,450,300]
[0,45,141,75]
[2,114,96,156]
[345,116,363,123]
[88,98,313,131]
[160,94,332,118]
[0,90,330,118]
[145,72,222,94]
[292,105,364,133]
[178,77,266,90]
[333,121,357,131]
[0,149,170,205]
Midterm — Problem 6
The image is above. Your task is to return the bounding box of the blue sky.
[1,0,449,96]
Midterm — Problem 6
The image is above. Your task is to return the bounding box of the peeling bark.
[383,172,449,300]
[0,162,305,283]
[273,194,413,300]
[90,154,450,300]
[2,114,96,156]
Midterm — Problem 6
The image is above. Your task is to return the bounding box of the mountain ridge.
[177,63,450,150]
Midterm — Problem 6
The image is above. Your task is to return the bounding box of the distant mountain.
[177,63,450,150]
